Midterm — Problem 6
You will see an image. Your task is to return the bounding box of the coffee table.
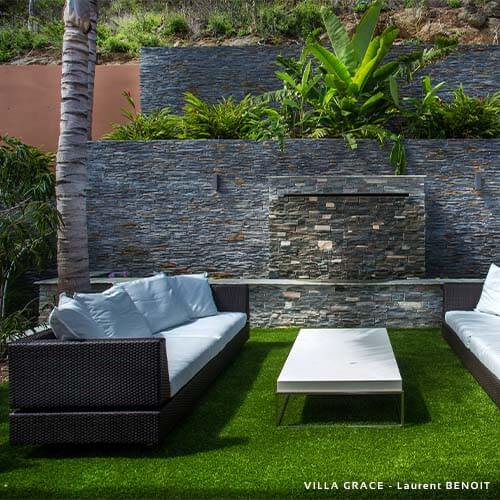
[276,328,404,427]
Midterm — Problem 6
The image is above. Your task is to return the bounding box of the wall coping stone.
[269,175,427,199]
[35,277,483,286]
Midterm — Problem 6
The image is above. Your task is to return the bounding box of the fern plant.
[183,92,264,139]
[404,78,500,139]
[443,87,500,139]
[103,91,183,140]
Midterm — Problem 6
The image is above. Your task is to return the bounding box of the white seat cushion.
[476,263,500,316]
[108,274,191,333]
[157,312,246,343]
[469,334,500,379]
[161,336,220,396]
[154,312,247,395]
[445,310,500,348]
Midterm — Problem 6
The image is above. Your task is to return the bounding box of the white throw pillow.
[475,264,500,316]
[168,273,218,319]
[74,288,153,338]
[49,293,106,340]
[108,274,192,333]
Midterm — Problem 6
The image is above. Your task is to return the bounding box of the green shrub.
[0,135,58,356]
[111,12,164,53]
[103,91,184,140]
[207,12,235,37]
[99,13,166,55]
[106,91,267,141]
[404,78,500,139]
[163,13,190,37]
[256,3,288,38]
[103,0,142,18]
[0,18,63,61]
[443,88,500,138]
[96,23,114,49]
[0,27,35,61]
[100,34,135,54]
[291,1,324,38]
[32,19,64,48]
[256,1,323,39]
[447,0,462,7]
[183,92,264,139]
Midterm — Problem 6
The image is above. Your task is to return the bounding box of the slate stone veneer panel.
[141,45,500,112]
[140,45,298,113]
[37,279,443,328]
[268,176,426,279]
[86,139,499,279]
[248,282,443,328]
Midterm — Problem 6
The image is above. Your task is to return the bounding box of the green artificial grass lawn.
[0,328,499,499]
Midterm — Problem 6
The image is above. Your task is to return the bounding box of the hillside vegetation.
[0,0,498,64]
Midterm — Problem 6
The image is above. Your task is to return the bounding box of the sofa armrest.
[211,284,249,317]
[443,283,483,316]
[8,332,170,410]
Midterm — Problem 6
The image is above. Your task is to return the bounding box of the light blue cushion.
[110,274,191,333]
[154,312,247,395]
[168,273,218,319]
[74,288,153,338]
[49,293,105,340]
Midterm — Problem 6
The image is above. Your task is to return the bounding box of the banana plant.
[307,2,400,101]
[269,2,406,173]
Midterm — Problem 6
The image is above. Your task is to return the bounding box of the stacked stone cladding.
[87,139,499,279]
[141,45,500,113]
[268,176,426,280]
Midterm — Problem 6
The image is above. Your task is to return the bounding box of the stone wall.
[140,45,298,113]
[37,278,450,328]
[248,281,443,328]
[86,139,499,279]
[140,45,500,113]
[268,176,426,280]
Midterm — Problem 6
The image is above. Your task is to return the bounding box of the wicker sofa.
[8,283,249,446]
[442,282,500,407]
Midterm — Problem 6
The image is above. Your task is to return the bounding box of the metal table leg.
[400,391,405,427]
[276,394,290,426]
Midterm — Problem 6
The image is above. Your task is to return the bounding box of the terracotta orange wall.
[0,64,140,152]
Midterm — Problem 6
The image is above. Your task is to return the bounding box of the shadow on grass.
[19,339,290,461]
[282,349,430,427]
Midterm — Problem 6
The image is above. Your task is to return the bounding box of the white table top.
[277,328,403,394]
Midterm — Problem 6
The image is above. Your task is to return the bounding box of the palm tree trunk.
[87,0,98,140]
[56,1,92,294]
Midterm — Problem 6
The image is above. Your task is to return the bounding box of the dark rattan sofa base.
[10,325,249,445]
[442,324,500,408]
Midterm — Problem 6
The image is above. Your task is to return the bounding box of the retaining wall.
[141,45,500,113]
[38,277,467,328]
[86,139,500,279]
